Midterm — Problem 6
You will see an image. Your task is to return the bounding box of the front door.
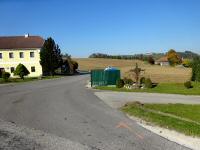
[0,68,4,78]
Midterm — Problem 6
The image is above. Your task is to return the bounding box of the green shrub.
[140,77,146,84]
[148,56,155,65]
[14,64,30,80]
[71,60,79,73]
[182,59,192,68]
[184,81,192,89]
[2,72,10,82]
[191,57,200,82]
[145,78,153,88]
[116,79,125,88]
[124,78,133,85]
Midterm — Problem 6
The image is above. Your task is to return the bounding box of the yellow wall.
[0,49,42,77]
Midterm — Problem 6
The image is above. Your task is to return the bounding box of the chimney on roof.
[25,34,29,38]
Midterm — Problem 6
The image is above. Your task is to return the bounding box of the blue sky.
[0,0,200,57]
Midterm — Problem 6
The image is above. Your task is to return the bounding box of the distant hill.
[89,51,199,60]
[177,51,199,59]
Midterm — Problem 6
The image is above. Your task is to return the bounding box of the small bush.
[145,78,153,88]
[2,72,10,82]
[140,77,146,84]
[184,81,192,89]
[148,56,155,65]
[14,64,30,80]
[182,59,192,68]
[116,79,125,88]
[71,60,79,73]
[124,78,133,85]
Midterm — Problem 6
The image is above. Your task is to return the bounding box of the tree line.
[89,51,199,60]
[89,53,150,60]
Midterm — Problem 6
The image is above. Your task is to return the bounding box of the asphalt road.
[95,91,200,108]
[0,75,189,150]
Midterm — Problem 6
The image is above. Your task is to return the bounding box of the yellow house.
[0,35,44,77]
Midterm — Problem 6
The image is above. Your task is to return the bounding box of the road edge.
[127,114,198,150]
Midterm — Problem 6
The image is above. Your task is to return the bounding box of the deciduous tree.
[167,49,182,66]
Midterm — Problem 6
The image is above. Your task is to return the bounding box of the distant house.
[155,56,170,66]
[0,34,44,77]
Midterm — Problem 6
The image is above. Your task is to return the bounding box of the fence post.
[91,71,93,87]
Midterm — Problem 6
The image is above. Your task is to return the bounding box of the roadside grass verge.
[96,82,200,95]
[0,75,62,84]
[121,103,200,137]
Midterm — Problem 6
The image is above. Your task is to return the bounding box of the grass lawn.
[0,75,62,84]
[121,103,200,137]
[96,82,200,95]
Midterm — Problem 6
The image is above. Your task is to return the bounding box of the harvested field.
[75,58,191,83]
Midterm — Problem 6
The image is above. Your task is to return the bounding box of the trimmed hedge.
[184,81,192,89]
[14,64,30,79]
[140,77,146,84]
[2,72,10,82]
[145,78,153,88]
[116,79,125,88]
[124,78,133,85]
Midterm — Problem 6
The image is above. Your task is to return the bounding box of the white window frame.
[31,66,36,72]
[9,52,14,59]
[19,52,24,58]
[30,52,34,58]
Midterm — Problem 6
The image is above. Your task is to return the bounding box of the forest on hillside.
[89,51,199,60]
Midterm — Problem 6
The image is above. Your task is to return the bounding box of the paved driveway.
[95,91,200,108]
[0,75,189,150]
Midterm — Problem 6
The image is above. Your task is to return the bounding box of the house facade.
[155,56,170,66]
[0,35,44,77]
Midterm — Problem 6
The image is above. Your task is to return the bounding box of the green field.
[121,103,200,137]
[96,82,200,95]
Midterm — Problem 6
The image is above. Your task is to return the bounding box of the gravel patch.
[0,119,90,150]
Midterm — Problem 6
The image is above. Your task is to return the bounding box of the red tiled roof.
[156,56,169,62]
[0,36,44,49]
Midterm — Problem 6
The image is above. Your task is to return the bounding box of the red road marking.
[116,122,144,140]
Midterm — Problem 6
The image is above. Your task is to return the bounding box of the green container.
[91,68,120,86]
